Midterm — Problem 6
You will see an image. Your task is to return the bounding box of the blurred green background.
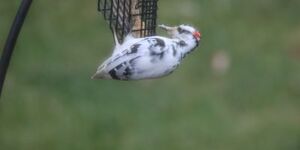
[1,0,300,150]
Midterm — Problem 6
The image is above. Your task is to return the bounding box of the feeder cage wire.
[98,0,159,43]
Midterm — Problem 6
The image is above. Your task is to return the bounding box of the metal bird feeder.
[0,0,160,96]
[98,0,159,43]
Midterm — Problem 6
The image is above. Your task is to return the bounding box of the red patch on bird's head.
[193,31,201,41]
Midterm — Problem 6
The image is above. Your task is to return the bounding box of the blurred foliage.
[1,0,300,150]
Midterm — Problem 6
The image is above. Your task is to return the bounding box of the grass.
[1,0,300,150]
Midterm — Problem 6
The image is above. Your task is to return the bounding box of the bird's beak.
[193,31,201,41]
[159,24,177,32]
[159,24,177,37]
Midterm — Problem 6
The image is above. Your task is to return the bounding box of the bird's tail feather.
[91,72,105,79]
[91,62,106,79]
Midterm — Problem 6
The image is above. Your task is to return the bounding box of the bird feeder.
[0,0,160,95]
[98,0,159,43]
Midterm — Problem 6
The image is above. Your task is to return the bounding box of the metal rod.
[0,0,33,97]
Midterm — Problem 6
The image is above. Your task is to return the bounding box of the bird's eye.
[177,27,190,34]
[177,27,184,33]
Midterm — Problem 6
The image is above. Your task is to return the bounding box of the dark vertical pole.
[0,0,33,97]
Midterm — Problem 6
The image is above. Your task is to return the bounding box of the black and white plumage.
[92,24,201,80]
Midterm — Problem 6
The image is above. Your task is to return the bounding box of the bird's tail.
[91,72,106,79]
[91,61,106,79]
[92,70,110,80]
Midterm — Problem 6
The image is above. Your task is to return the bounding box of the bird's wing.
[109,37,168,67]
[96,37,170,80]
[112,34,140,56]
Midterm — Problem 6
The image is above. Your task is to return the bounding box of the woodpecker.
[92,24,201,80]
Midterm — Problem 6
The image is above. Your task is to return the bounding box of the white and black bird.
[92,24,201,80]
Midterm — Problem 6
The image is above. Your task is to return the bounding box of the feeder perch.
[98,0,159,43]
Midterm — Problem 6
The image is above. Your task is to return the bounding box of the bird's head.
[159,24,201,42]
